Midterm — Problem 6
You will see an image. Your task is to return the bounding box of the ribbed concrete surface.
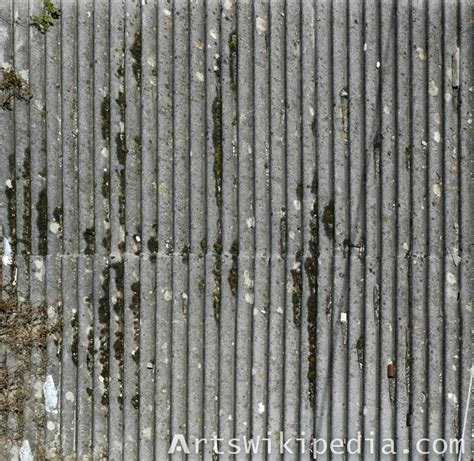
[0,0,471,459]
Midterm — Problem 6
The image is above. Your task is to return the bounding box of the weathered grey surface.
[0,0,471,459]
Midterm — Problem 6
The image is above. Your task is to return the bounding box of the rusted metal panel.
[0,0,471,459]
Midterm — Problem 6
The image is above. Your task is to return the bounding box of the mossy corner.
[0,68,33,110]
[31,0,61,34]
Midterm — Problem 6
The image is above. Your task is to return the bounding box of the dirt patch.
[0,298,62,443]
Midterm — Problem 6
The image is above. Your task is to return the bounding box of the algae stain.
[37,188,48,256]
[98,265,110,407]
[212,239,222,321]
[83,227,95,255]
[131,30,142,88]
[304,173,318,406]
[229,31,238,91]
[322,200,334,240]
[101,95,111,141]
[22,147,32,255]
[228,239,238,297]
[212,55,223,206]
[290,249,303,327]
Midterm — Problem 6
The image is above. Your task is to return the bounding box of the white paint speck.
[244,270,254,288]
[293,199,301,211]
[49,222,60,234]
[446,272,456,285]
[43,375,58,413]
[246,217,255,229]
[276,306,284,314]
[256,17,267,33]
[383,106,390,114]
[340,312,347,323]
[416,47,427,60]
[428,81,439,96]
[163,290,172,301]
[210,29,218,40]
[433,183,442,198]
[433,131,441,143]
[258,402,265,414]
[65,391,75,402]
[245,293,254,304]
[5,178,13,189]
[196,71,204,82]
[444,92,452,102]
[163,8,171,16]
[47,421,55,431]
[19,440,33,461]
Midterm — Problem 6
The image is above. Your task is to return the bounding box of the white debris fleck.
[196,71,204,82]
[49,222,60,234]
[383,106,390,114]
[376,61,381,68]
[5,178,13,189]
[43,375,58,413]
[210,29,218,40]
[421,140,427,147]
[163,290,172,301]
[402,242,409,251]
[433,183,442,198]
[428,81,439,96]
[276,306,284,315]
[293,199,301,211]
[416,47,427,60]
[257,402,265,414]
[340,312,347,323]
[19,440,33,461]
[147,362,154,369]
[245,293,254,305]
[18,69,29,82]
[163,8,171,16]
[142,427,152,440]
[446,272,456,285]
[223,0,233,10]
[447,392,458,405]
[444,92,452,102]
[2,237,13,266]
[244,270,254,288]
[65,391,75,402]
[101,147,109,158]
[256,17,267,33]
[246,217,255,229]
[363,43,367,51]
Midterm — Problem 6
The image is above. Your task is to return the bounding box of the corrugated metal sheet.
[0,0,471,459]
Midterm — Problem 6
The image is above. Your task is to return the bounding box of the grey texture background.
[0,0,471,459]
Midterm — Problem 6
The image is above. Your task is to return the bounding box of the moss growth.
[111,260,125,408]
[37,188,48,256]
[181,244,190,262]
[83,227,95,255]
[22,148,31,255]
[279,207,287,257]
[31,0,61,34]
[228,239,238,297]
[356,336,364,370]
[70,311,79,366]
[229,32,238,91]
[198,279,206,293]
[101,95,110,141]
[212,239,222,321]
[0,68,32,110]
[87,327,94,372]
[4,153,17,285]
[290,249,303,326]
[304,173,318,406]
[212,55,223,206]
[147,237,158,262]
[131,30,142,88]
[98,265,110,407]
[322,200,334,240]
